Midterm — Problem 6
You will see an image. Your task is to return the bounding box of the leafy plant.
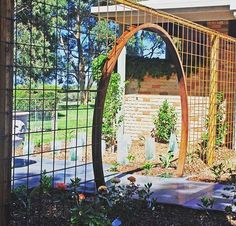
[13,185,29,209]
[159,150,174,168]
[198,196,215,213]
[70,202,110,226]
[12,170,53,219]
[70,176,156,226]
[40,170,52,194]
[70,177,81,190]
[142,162,155,175]
[187,150,197,164]
[127,153,136,164]
[137,182,153,202]
[126,55,176,81]
[92,55,124,147]
[109,161,120,172]
[210,163,225,182]
[153,100,177,143]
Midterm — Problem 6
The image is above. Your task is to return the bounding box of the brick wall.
[206,21,229,34]
[126,74,178,95]
[126,68,208,96]
[123,94,209,143]
[125,20,230,97]
[123,20,233,146]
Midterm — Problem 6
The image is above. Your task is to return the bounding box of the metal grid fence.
[92,0,236,182]
[0,0,236,224]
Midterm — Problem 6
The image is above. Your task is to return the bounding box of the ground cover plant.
[9,174,236,226]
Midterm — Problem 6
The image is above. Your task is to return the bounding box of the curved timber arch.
[92,23,189,188]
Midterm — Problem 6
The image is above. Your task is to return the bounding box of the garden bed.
[9,180,236,226]
[9,201,236,226]
[103,140,236,184]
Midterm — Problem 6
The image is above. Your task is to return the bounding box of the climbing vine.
[126,55,176,81]
[92,55,123,146]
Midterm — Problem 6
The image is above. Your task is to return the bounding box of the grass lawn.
[27,106,94,144]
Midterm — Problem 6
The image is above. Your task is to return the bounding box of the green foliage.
[13,185,29,209]
[159,150,174,169]
[69,177,81,190]
[198,196,215,210]
[109,161,120,172]
[14,84,61,113]
[127,153,136,164]
[71,204,110,226]
[126,55,176,81]
[91,54,108,81]
[214,93,227,147]
[92,55,123,145]
[40,170,53,194]
[12,170,53,218]
[70,177,156,226]
[142,162,155,175]
[15,23,55,82]
[210,163,225,182]
[35,139,41,148]
[91,20,116,53]
[187,150,197,164]
[153,100,177,143]
[102,73,123,145]
[137,182,153,201]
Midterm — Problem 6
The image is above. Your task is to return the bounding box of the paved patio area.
[12,157,235,213]
[113,174,236,213]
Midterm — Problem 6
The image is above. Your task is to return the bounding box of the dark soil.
[9,194,236,226]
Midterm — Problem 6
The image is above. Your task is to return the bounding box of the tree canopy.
[15,0,166,96]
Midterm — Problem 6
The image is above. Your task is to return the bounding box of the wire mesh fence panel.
[8,0,110,223]
[1,0,236,224]
[91,0,236,181]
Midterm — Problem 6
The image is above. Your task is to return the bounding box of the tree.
[16,0,114,103]
[15,0,166,103]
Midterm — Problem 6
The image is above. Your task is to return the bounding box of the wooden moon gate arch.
[92,23,189,188]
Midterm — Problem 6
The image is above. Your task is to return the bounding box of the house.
[93,0,236,36]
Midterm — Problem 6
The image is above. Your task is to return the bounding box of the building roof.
[92,0,236,22]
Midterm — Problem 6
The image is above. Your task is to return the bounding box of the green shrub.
[142,161,155,175]
[159,150,174,168]
[210,163,225,182]
[127,153,136,164]
[92,55,123,146]
[14,84,61,114]
[153,100,177,143]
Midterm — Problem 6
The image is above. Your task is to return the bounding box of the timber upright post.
[0,0,14,225]
[207,35,219,165]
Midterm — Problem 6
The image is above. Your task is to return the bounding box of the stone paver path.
[12,157,235,212]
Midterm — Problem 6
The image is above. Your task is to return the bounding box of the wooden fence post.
[0,0,14,225]
[207,35,219,165]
